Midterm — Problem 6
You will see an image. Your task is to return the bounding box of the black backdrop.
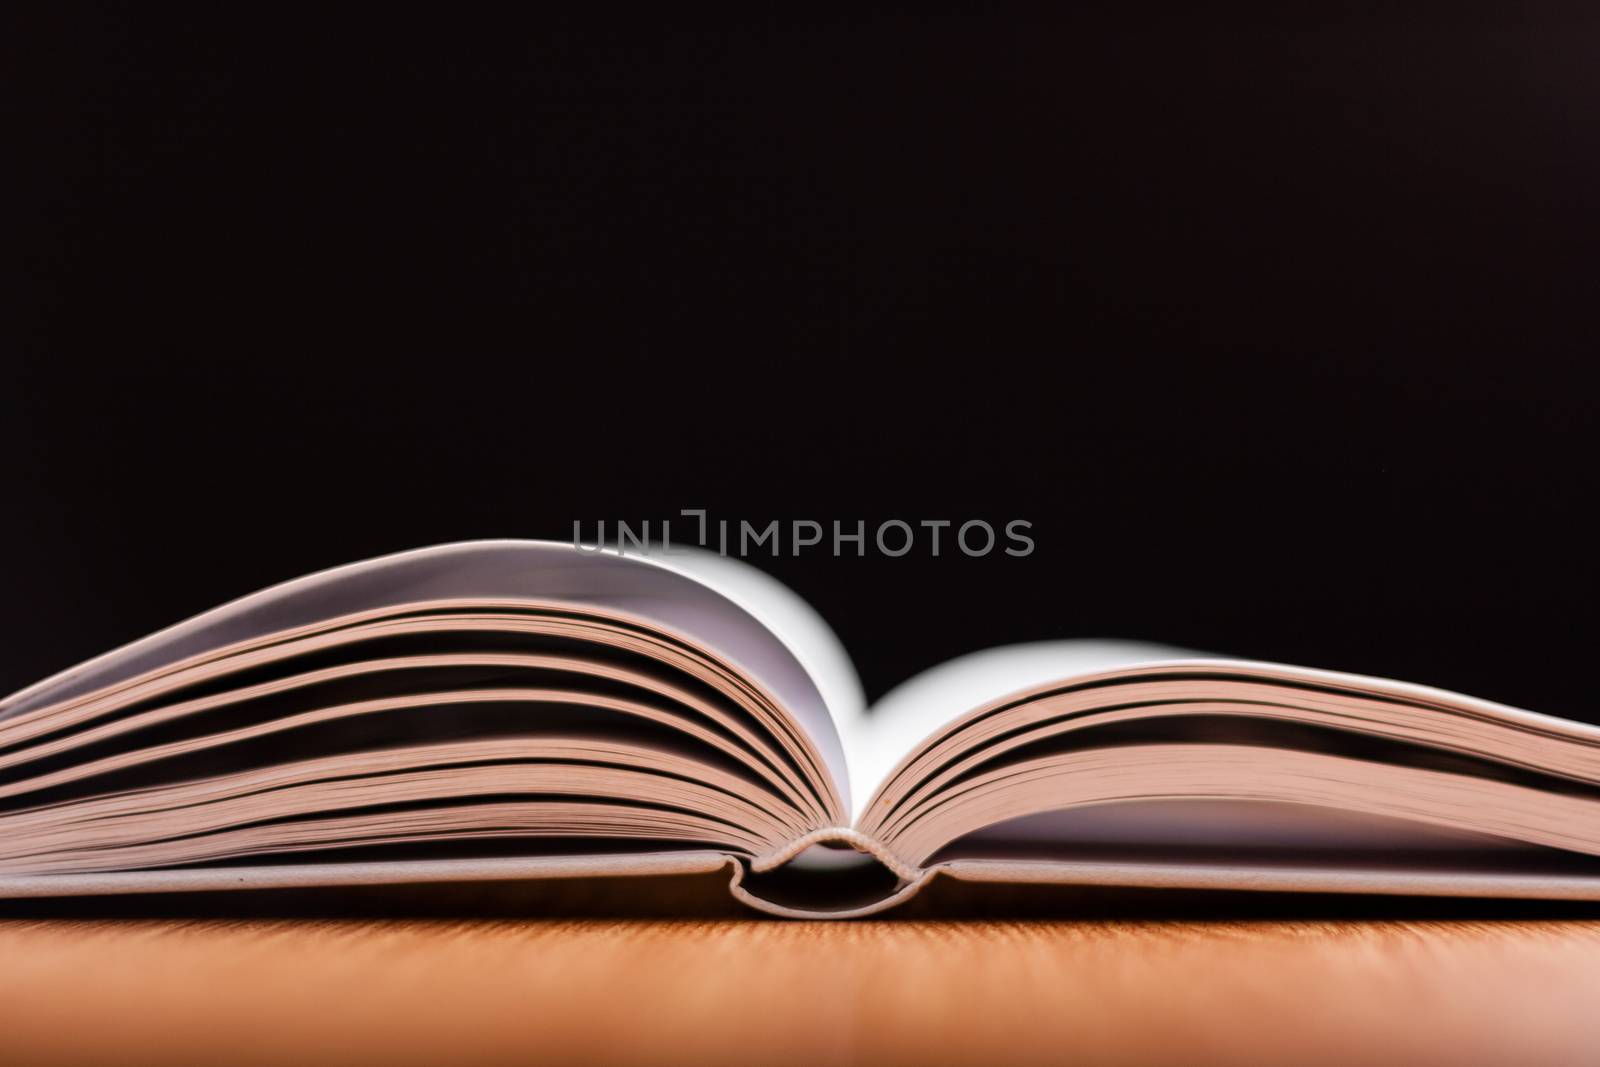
[7,10,1597,720]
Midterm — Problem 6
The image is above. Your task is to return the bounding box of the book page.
[842,640,1212,822]
[850,648,1600,870]
[653,550,865,742]
[0,541,860,816]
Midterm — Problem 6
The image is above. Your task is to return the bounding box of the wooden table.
[3,877,1599,1066]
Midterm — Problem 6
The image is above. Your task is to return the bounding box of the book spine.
[752,828,923,882]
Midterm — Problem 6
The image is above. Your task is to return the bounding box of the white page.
[656,550,865,739]
[842,639,1212,822]
[0,541,860,814]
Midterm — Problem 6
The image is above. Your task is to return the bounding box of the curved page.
[0,541,854,813]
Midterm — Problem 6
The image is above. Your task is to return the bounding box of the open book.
[3,540,1599,917]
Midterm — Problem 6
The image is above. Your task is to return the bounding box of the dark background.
[6,9,1597,718]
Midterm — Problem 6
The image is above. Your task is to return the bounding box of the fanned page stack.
[3,542,1600,917]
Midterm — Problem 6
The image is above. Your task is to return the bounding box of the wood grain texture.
[4,911,1600,1066]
